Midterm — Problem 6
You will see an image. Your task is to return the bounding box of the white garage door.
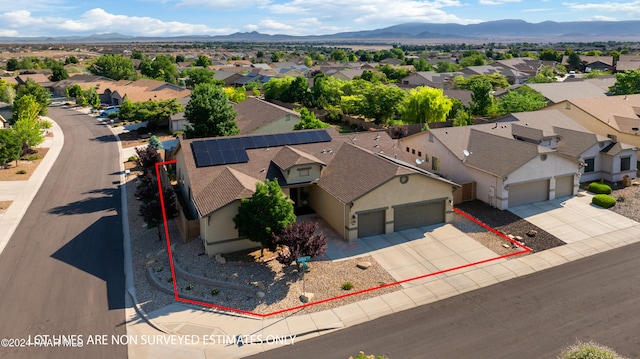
[508,180,549,207]
[357,210,386,238]
[555,175,574,198]
[394,200,445,232]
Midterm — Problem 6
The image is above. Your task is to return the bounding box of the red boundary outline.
[155,160,532,318]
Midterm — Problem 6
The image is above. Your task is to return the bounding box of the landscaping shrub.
[558,340,627,359]
[592,194,616,208]
[342,282,354,290]
[16,169,27,175]
[588,182,612,194]
[107,112,118,119]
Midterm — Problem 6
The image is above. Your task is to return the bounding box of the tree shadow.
[48,187,119,216]
[91,134,118,143]
[50,215,126,310]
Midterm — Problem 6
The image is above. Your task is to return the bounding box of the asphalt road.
[250,241,640,359]
[0,106,127,358]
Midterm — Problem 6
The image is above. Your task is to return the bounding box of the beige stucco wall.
[201,201,259,256]
[249,114,301,135]
[282,163,322,185]
[308,184,349,239]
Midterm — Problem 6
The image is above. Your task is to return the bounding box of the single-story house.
[525,81,609,104]
[401,110,637,210]
[234,97,302,135]
[173,128,459,255]
[615,55,640,72]
[400,71,465,89]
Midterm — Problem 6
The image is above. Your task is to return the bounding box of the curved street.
[0,106,127,358]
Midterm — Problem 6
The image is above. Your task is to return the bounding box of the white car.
[99,106,119,116]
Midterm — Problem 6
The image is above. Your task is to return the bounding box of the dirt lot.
[0,148,49,181]
[117,129,175,149]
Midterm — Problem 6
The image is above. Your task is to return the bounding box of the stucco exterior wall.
[175,146,197,216]
[281,164,322,185]
[201,201,258,256]
[351,174,454,240]
[308,185,349,239]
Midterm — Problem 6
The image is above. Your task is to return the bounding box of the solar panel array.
[191,129,332,168]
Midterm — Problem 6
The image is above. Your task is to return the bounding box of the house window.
[406,147,410,153]
[298,167,311,177]
[620,156,631,172]
[584,158,595,173]
[432,157,440,172]
[418,151,422,157]
[411,149,416,155]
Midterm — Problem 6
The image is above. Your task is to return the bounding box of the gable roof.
[234,97,300,134]
[564,94,640,135]
[526,81,609,103]
[178,128,452,216]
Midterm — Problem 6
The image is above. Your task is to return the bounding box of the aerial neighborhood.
[2,39,640,357]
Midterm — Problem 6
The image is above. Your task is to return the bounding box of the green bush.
[186,284,194,291]
[210,289,219,296]
[342,282,354,290]
[588,182,612,194]
[16,169,27,175]
[592,194,616,208]
[107,112,119,119]
[127,155,137,162]
[558,340,627,359]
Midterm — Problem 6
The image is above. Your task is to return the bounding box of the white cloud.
[563,1,640,14]
[581,15,618,21]
[522,8,553,12]
[479,0,521,5]
[0,8,236,37]
[174,0,271,10]
[0,0,71,12]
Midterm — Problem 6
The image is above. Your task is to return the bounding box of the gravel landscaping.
[608,184,640,223]
[455,200,566,253]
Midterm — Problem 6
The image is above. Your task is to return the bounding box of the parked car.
[99,106,119,116]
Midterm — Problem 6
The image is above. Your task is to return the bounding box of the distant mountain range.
[3,20,640,43]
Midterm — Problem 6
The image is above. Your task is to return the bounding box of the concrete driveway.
[508,193,639,243]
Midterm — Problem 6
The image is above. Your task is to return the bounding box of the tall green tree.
[454,73,509,90]
[140,54,178,84]
[184,83,238,139]
[401,87,453,126]
[0,129,22,165]
[609,70,640,95]
[50,62,69,82]
[88,54,135,80]
[12,95,48,152]
[0,79,15,104]
[436,62,459,73]
[183,67,217,88]
[14,79,50,116]
[194,54,212,67]
[233,179,296,254]
[567,52,582,70]
[359,82,406,125]
[469,80,495,117]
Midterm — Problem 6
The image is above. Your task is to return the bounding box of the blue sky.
[0,0,639,37]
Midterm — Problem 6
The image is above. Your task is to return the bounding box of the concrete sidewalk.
[0,118,64,256]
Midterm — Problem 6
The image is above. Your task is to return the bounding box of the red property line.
[155,160,531,318]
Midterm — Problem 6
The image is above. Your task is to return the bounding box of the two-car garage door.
[508,180,549,207]
[357,200,446,238]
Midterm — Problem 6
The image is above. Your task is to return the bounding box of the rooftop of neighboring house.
[563,94,640,135]
[562,55,614,66]
[106,78,191,102]
[525,81,610,103]
[405,71,465,83]
[615,55,640,71]
[233,97,301,135]
[411,109,627,177]
[177,128,453,217]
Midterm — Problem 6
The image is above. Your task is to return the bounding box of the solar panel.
[296,131,312,143]
[192,129,333,168]
[252,135,268,148]
[274,133,289,146]
[228,137,245,149]
[191,141,207,153]
[265,134,278,147]
[242,137,257,149]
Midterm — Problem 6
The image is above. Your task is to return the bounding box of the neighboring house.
[234,97,301,135]
[213,71,245,87]
[169,96,191,133]
[50,74,114,97]
[563,55,614,72]
[0,102,12,124]
[615,55,640,72]
[104,78,191,105]
[173,129,459,255]
[525,81,610,104]
[493,57,555,78]
[401,110,636,210]
[460,65,519,85]
[547,94,640,158]
[400,71,464,89]
[0,114,7,128]
[330,69,366,81]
